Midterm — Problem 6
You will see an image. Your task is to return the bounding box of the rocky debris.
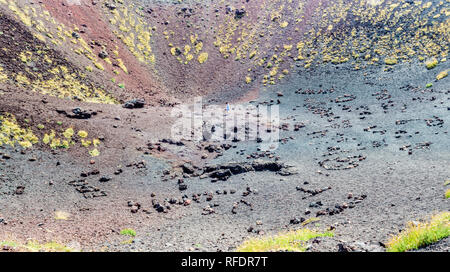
[181,163,196,175]
[152,199,170,213]
[147,142,167,153]
[247,226,265,235]
[232,199,254,214]
[168,160,297,182]
[179,7,194,18]
[126,161,146,169]
[105,3,116,10]
[309,201,323,208]
[319,154,366,171]
[68,180,107,198]
[183,199,191,206]
[98,51,108,59]
[56,108,95,119]
[425,116,444,127]
[128,201,141,213]
[294,122,306,131]
[123,99,145,109]
[160,138,184,146]
[99,176,111,183]
[207,160,297,181]
[71,32,80,39]
[297,186,332,196]
[395,118,421,125]
[316,195,367,217]
[307,130,328,138]
[1,244,13,251]
[242,186,258,197]
[400,142,432,155]
[334,94,356,103]
[296,88,335,95]
[338,243,355,252]
[202,205,215,215]
[290,217,306,225]
[234,9,246,19]
[179,183,188,191]
[338,241,384,252]
[14,186,25,195]
[80,169,100,177]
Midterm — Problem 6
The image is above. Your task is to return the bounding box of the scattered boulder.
[123,99,145,109]
[98,51,108,59]
[15,186,25,195]
[235,9,246,19]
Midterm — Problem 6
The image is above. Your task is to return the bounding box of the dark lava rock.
[130,205,139,213]
[210,169,233,181]
[182,163,196,174]
[290,217,306,224]
[105,3,116,10]
[99,176,111,182]
[309,201,323,208]
[338,243,355,252]
[57,108,94,119]
[235,9,246,19]
[98,51,108,59]
[72,108,92,119]
[15,186,25,195]
[123,99,145,109]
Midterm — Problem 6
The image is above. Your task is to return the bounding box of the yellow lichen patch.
[0,2,119,105]
[4,0,120,80]
[54,211,70,220]
[198,52,209,64]
[117,59,128,74]
[42,128,100,156]
[107,3,155,66]
[89,148,100,157]
[81,139,92,147]
[0,67,8,82]
[27,65,117,104]
[425,58,439,69]
[8,1,32,27]
[63,128,74,139]
[384,57,398,65]
[94,62,105,71]
[280,21,289,28]
[77,130,88,138]
[436,70,448,80]
[92,139,100,147]
[39,126,101,156]
[0,113,39,149]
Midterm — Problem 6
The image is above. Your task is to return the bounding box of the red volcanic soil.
[40,0,176,106]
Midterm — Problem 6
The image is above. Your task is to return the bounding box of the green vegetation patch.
[120,228,136,237]
[0,240,72,252]
[236,229,333,252]
[386,212,450,252]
